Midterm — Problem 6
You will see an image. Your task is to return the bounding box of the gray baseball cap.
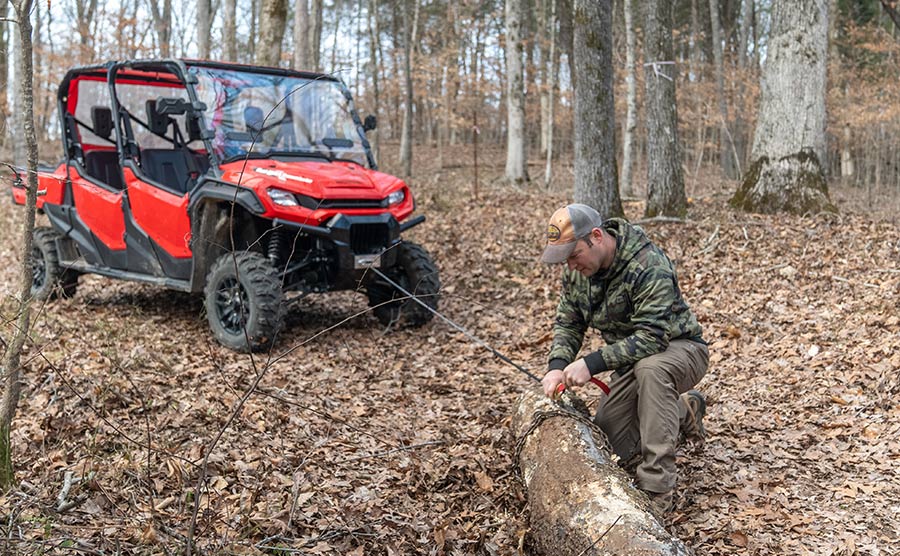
[540,204,603,264]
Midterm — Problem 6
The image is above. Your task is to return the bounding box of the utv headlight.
[386,189,405,206]
[268,188,299,207]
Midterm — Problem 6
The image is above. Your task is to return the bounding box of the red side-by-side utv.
[10,59,440,351]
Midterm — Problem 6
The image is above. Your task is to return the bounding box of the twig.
[344,440,445,462]
[576,515,622,556]
[632,216,689,225]
[832,276,880,289]
[56,471,74,511]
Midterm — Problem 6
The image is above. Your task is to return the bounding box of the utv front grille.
[295,194,387,210]
[350,223,389,254]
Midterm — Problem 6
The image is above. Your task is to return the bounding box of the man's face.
[566,235,604,277]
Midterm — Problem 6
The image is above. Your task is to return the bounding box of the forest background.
[0,0,898,555]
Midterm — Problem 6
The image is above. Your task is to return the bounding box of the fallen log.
[512,388,693,556]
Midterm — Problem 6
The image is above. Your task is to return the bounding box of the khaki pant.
[594,339,709,494]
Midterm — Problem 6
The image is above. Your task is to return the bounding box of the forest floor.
[0,146,898,555]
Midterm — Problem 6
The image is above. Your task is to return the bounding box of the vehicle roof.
[63,59,338,83]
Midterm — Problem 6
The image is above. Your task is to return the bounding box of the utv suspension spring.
[267,226,287,267]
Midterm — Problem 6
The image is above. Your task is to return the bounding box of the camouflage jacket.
[548,218,703,374]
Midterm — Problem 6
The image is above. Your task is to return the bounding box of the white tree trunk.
[257,0,288,66]
[223,0,237,61]
[732,0,834,214]
[543,0,557,188]
[621,0,637,197]
[504,0,528,183]
[513,390,693,556]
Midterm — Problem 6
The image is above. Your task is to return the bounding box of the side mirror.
[363,114,377,132]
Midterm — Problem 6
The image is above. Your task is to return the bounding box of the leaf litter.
[0,150,898,555]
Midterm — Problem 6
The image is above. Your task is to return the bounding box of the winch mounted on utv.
[11,59,440,351]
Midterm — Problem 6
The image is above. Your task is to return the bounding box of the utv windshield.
[188,65,369,166]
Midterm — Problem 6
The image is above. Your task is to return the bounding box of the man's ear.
[591,227,604,241]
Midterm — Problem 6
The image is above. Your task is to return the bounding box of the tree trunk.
[730,0,834,215]
[2,0,39,491]
[310,0,324,71]
[573,0,622,217]
[512,390,693,556]
[223,0,237,60]
[643,0,687,217]
[709,0,738,179]
[149,0,171,57]
[368,0,381,163]
[399,0,416,178]
[257,0,288,66]
[0,1,8,151]
[11,21,24,166]
[197,0,213,59]
[621,0,638,197]
[504,0,529,183]
[543,0,557,187]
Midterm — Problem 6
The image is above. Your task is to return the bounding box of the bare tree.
[223,0,237,60]
[257,0,288,66]
[543,0,557,187]
[573,0,622,217]
[709,0,738,179]
[0,2,7,151]
[399,0,419,178]
[621,0,638,197]
[293,0,311,69]
[368,0,381,162]
[197,0,213,59]
[1,0,39,490]
[731,0,834,214]
[149,0,172,57]
[504,0,529,183]
[643,0,687,217]
[310,0,324,71]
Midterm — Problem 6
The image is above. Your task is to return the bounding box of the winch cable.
[370,267,610,395]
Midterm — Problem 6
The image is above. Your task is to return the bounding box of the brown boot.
[646,490,673,517]
[680,390,707,445]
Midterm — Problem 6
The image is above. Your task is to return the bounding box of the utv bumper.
[273,213,425,285]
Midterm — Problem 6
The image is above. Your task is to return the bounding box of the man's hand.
[542,370,565,398]
[563,359,592,387]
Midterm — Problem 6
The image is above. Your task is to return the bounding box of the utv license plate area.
[354,254,382,269]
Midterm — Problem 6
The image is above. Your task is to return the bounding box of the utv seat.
[141,149,210,194]
[84,150,125,190]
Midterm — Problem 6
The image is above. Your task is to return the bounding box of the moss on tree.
[730,148,837,215]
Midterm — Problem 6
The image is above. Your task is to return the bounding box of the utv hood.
[219,159,405,201]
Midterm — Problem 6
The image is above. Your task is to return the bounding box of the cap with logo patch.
[540,203,603,264]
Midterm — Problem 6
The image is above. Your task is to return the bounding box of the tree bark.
[368,0,381,163]
[512,390,693,556]
[0,1,8,151]
[399,0,417,178]
[573,0,622,217]
[310,0,324,71]
[643,0,687,217]
[197,0,213,59]
[223,0,237,61]
[504,0,529,184]
[730,0,835,215]
[709,0,738,179]
[2,0,39,491]
[149,0,171,57]
[257,0,288,66]
[621,0,638,197]
[543,0,557,188]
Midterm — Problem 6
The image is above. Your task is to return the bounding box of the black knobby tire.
[370,242,440,327]
[31,227,78,301]
[204,251,285,352]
